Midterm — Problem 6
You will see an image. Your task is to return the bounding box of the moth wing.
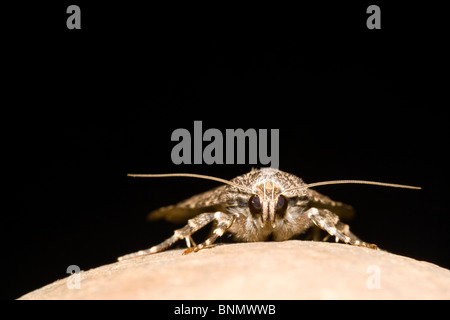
[147,185,229,223]
[307,189,355,220]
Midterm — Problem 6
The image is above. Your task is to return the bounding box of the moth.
[118,168,420,261]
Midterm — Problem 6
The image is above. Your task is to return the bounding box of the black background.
[3,2,448,299]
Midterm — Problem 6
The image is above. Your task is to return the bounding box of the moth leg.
[306,207,378,249]
[322,222,351,242]
[117,212,215,261]
[184,212,235,254]
[185,235,197,248]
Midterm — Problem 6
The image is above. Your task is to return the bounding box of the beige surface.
[19,241,450,300]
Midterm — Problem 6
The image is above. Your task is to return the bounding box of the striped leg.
[307,207,378,249]
[184,212,235,254]
[118,212,216,261]
[185,235,197,248]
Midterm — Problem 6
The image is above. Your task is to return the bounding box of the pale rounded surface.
[18,241,450,300]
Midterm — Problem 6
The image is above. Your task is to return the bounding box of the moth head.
[248,181,289,226]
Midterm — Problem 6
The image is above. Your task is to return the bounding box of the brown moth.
[118,168,420,261]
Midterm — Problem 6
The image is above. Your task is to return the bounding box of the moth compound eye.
[275,195,288,213]
[249,195,262,213]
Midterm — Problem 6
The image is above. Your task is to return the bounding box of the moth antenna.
[127,173,253,193]
[283,180,421,194]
